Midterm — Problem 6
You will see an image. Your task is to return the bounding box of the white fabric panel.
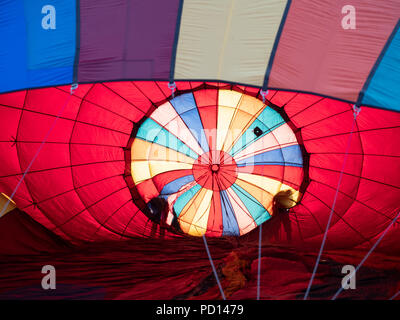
[175,0,288,86]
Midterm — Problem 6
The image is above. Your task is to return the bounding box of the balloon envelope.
[0,81,398,254]
[0,1,399,253]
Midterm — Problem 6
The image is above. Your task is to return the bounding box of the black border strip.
[169,0,185,84]
[72,0,81,84]
[356,19,400,106]
[262,0,292,90]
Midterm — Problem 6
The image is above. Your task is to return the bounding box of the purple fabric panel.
[78,0,180,82]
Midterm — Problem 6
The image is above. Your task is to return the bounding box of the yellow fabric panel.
[131,161,151,184]
[189,225,208,237]
[148,161,193,180]
[188,189,213,236]
[131,160,193,184]
[175,0,288,86]
[222,95,266,152]
[221,109,256,153]
[235,178,274,213]
[131,139,195,165]
[274,189,301,208]
[131,138,194,184]
[216,105,237,151]
[236,94,265,116]
[237,172,301,206]
[237,172,282,194]
[0,193,16,217]
[217,90,243,150]
[218,90,243,108]
[178,187,208,234]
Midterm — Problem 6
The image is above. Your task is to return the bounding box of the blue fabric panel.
[281,144,303,166]
[220,190,240,236]
[169,92,197,114]
[362,24,400,111]
[173,184,201,217]
[170,93,210,152]
[236,145,302,167]
[160,175,194,196]
[136,118,198,159]
[231,184,271,225]
[230,106,285,156]
[0,0,76,93]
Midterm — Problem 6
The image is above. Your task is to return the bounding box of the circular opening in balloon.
[127,87,305,237]
[192,151,238,191]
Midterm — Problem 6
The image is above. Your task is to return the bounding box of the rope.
[304,104,361,300]
[202,235,226,300]
[390,289,400,300]
[0,84,76,219]
[257,223,262,300]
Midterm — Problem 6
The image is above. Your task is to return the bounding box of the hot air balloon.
[0,0,399,300]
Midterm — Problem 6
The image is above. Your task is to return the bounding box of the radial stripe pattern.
[131,89,304,237]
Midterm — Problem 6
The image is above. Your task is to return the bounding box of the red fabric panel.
[103,82,155,116]
[0,91,26,107]
[269,0,400,102]
[24,88,80,120]
[0,209,68,255]
[136,180,159,203]
[190,81,205,90]
[193,89,218,107]
[151,169,193,192]
[269,90,296,107]
[0,81,398,252]
[153,81,174,99]
[84,83,145,122]
[176,82,192,91]
[0,176,32,212]
[206,191,223,237]
[237,165,303,189]
[77,101,133,134]
[18,112,74,143]
[194,89,218,150]
[197,106,218,151]
[134,81,168,104]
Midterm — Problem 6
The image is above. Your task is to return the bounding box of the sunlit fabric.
[130,89,304,236]
[0,193,16,216]
[0,0,400,301]
[0,81,398,252]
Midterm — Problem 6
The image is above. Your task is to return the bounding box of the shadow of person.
[147,197,182,237]
[271,189,297,242]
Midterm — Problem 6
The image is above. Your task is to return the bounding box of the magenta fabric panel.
[268,0,400,103]
[78,0,181,82]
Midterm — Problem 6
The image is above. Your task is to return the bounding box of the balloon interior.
[130,89,304,237]
[0,0,399,300]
